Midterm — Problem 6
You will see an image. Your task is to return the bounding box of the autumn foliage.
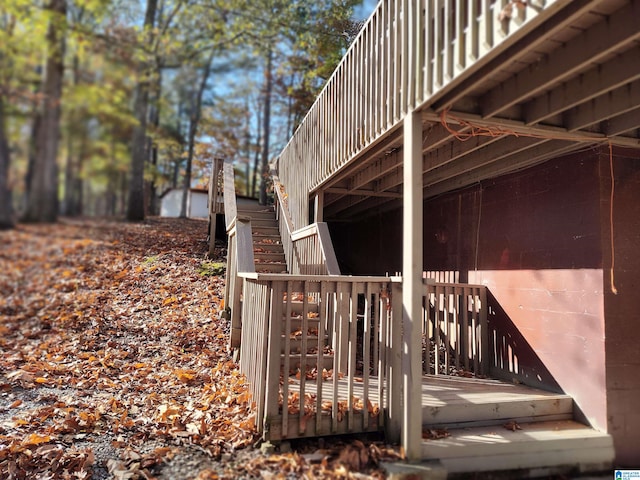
[0,218,399,479]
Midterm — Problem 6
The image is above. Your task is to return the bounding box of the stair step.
[284,354,335,370]
[253,227,280,237]
[256,263,287,273]
[421,420,613,473]
[282,319,323,332]
[281,336,330,352]
[254,252,286,262]
[253,243,284,253]
[237,205,274,214]
[249,218,278,228]
[422,376,573,428]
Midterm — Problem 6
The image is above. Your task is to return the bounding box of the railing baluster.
[283,281,292,436]
[362,282,372,430]
[455,0,465,74]
[347,283,357,431]
[331,284,340,433]
[299,282,309,434]
[316,282,327,433]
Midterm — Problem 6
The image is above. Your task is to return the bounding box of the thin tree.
[180,52,214,218]
[126,0,158,221]
[0,94,12,229]
[258,47,272,205]
[23,0,67,223]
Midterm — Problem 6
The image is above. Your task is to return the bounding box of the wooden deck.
[286,374,572,427]
[284,374,613,471]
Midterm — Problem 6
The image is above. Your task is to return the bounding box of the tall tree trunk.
[126,0,158,221]
[180,53,214,218]
[259,48,272,206]
[63,53,83,216]
[23,0,67,223]
[251,98,262,198]
[0,96,14,229]
[244,129,251,197]
[147,69,162,216]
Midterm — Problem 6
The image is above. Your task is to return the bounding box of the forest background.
[0,0,376,229]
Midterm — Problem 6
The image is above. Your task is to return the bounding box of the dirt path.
[0,218,397,479]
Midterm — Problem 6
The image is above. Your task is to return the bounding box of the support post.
[314,192,324,222]
[402,109,423,460]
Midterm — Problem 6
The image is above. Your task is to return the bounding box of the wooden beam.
[422,109,640,148]
[423,137,547,188]
[524,46,640,125]
[333,124,459,199]
[565,79,640,131]
[424,139,577,198]
[481,0,640,118]
[431,0,599,112]
[401,109,422,461]
[604,107,640,137]
[325,187,402,198]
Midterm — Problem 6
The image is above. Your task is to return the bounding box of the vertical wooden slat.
[282,281,292,436]
[433,286,441,374]
[444,0,453,82]
[316,281,327,433]
[473,289,480,374]
[265,282,282,438]
[424,0,433,97]
[456,0,466,74]
[385,0,392,127]
[347,283,357,431]
[331,285,340,432]
[393,0,400,123]
[362,283,372,429]
[462,287,470,370]
[468,0,479,61]
[372,286,380,376]
[443,285,450,374]
[401,0,409,112]
[434,0,443,89]
[482,0,493,54]
[386,281,402,443]
[480,285,488,376]
[299,282,309,434]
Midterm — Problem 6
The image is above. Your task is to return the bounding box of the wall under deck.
[599,149,640,467]
[330,151,640,464]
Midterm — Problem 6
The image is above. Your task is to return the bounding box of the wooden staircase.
[237,203,287,274]
[279,293,334,374]
[420,376,614,475]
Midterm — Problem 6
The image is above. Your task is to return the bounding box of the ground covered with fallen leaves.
[0,217,400,479]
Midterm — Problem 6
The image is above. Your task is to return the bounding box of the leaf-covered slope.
[0,217,399,479]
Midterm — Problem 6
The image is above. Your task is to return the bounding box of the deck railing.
[278,0,559,229]
[208,158,224,216]
[238,274,403,441]
[222,159,256,349]
[207,158,224,256]
[272,174,340,275]
[422,280,488,376]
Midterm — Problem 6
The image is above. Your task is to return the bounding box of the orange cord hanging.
[439,107,618,294]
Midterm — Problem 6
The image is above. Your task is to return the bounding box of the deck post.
[402,109,423,460]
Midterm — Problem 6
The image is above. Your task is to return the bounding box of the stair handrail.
[223,159,238,232]
[222,159,255,351]
[208,158,225,216]
[272,172,340,275]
